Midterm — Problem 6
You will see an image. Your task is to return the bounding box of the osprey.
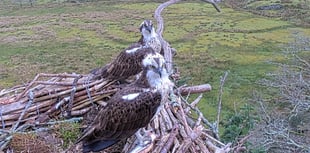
[77,54,172,153]
[90,20,162,81]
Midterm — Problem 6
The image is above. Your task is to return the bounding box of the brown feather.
[91,43,157,80]
[77,87,161,145]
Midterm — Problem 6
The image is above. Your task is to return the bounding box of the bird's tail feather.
[83,140,119,153]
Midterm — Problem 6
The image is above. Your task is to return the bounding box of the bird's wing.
[77,87,161,143]
[104,45,155,80]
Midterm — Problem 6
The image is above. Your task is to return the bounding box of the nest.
[0,73,221,153]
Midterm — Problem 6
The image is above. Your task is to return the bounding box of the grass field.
[0,0,309,121]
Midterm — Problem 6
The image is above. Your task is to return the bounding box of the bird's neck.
[142,31,157,44]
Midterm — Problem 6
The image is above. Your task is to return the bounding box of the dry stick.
[1,83,113,123]
[63,107,91,117]
[36,97,70,123]
[177,100,191,136]
[32,79,100,103]
[191,94,204,108]
[15,74,40,102]
[32,86,72,99]
[196,139,209,153]
[172,138,180,153]
[154,133,171,153]
[0,135,12,151]
[159,124,179,153]
[215,71,229,140]
[154,0,181,74]
[67,75,82,117]
[11,90,34,132]
[202,132,225,147]
[200,0,221,12]
[176,138,192,153]
[179,94,215,132]
[160,106,174,130]
[0,86,26,97]
[34,81,85,86]
[185,94,203,114]
[5,98,56,119]
[15,73,85,102]
[177,84,212,96]
[0,106,5,129]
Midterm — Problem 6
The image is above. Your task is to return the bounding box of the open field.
[0,0,309,122]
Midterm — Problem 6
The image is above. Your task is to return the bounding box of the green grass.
[0,0,309,123]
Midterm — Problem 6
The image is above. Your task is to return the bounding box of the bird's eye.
[150,65,156,69]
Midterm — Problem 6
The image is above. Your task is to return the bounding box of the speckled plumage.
[77,54,170,153]
[91,44,157,80]
[77,88,161,152]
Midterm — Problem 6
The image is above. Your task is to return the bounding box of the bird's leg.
[135,128,145,142]
[130,129,157,153]
[135,128,155,146]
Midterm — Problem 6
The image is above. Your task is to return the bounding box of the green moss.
[58,122,81,148]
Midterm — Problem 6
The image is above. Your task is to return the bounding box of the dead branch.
[177,84,211,95]
[159,125,179,153]
[216,71,229,139]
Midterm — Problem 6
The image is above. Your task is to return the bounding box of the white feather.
[142,53,164,67]
[126,47,141,53]
[122,93,140,100]
[142,27,157,42]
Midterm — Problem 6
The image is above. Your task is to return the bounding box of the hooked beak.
[146,25,152,33]
[154,67,162,77]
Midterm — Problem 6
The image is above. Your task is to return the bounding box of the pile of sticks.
[0,72,230,153]
[0,72,221,153]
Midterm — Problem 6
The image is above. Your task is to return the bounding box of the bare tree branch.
[216,71,229,139]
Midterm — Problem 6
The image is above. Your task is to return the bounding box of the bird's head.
[142,52,166,77]
[142,52,172,90]
[139,20,156,40]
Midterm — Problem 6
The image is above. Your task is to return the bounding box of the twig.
[34,81,85,86]
[15,73,85,102]
[200,0,221,12]
[0,106,4,129]
[179,94,214,132]
[0,135,12,151]
[216,71,228,139]
[15,74,40,102]
[202,132,225,147]
[12,90,34,132]
[191,94,203,108]
[159,125,179,153]
[67,75,82,118]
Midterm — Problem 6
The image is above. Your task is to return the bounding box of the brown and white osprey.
[90,20,162,81]
[77,54,172,153]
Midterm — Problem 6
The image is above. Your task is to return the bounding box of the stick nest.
[0,72,231,153]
